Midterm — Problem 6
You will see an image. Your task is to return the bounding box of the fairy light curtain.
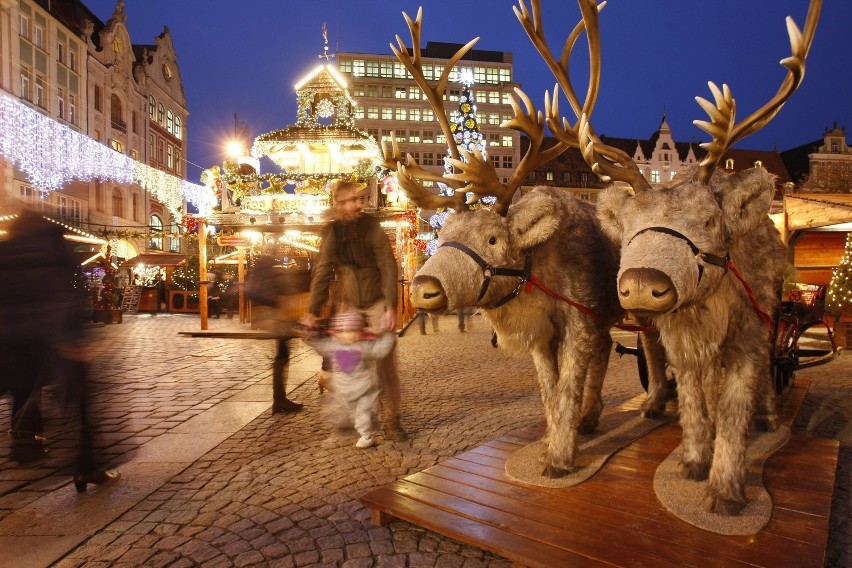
[0,92,209,220]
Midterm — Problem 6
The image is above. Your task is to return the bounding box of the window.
[486,68,498,84]
[380,61,393,77]
[174,116,182,139]
[490,154,500,168]
[488,91,500,104]
[754,160,763,168]
[112,188,124,217]
[546,172,554,181]
[448,89,460,102]
[488,112,500,126]
[423,109,435,122]
[579,173,588,185]
[436,133,446,145]
[110,94,124,131]
[167,110,173,134]
[19,184,40,206]
[157,103,164,126]
[831,141,840,152]
[68,93,77,124]
[502,156,513,169]
[94,84,102,112]
[422,130,434,143]
[409,108,421,122]
[394,62,407,78]
[366,61,379,77]
[422,152,434,166]
[651,170,661,183]
[131,149,139,161]
[394,129,406,143]
[409,130,420,143]
[57,40,65,65]
[367,106,379,119]
[34,75,45,108]
[109,139,123,152]
[150,215,163,250]
[725,158,734,170]
[381,108,393,120]
[57,88,65,119]
[33,23,44,49]
[408,86,420,99]
[20,67,32,101]
[132,111,138,134]
[474,67,485,83]
[488,133,500,147]
[169,221,180,252]
[339,58,352,73]
[176,151,182,176]
[499,69,511,82]
[562,172,572,183]
[56,194,82,226]
[367,128,378,140]
[352,59,365,77]
[69,44,78,71]
[158,139,165,164]
[394,107,407,120]
[382,86,393,98]
[167,144,174,169]
[149,95,155,120]
[395,87,406,99]
[353,85,365,97]
[353,106,365,119]
[502,135,513,147]
[367,85,379,98]
[381,129,392,141]
[132,194,139,221]
[19,14,30,40]
[422,64,434,80]
[149,135,156,162]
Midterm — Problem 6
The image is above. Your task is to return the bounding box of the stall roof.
[120,253,187,268]
[785,193,852,231]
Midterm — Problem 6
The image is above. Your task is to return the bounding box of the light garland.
[0,91,209,220]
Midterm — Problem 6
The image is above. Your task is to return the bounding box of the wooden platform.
[361,380,839,567]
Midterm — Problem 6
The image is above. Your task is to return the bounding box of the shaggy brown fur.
[410,187,670,477]
[597,168,786,515]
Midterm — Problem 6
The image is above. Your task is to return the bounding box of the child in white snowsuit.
[305,311,395,448]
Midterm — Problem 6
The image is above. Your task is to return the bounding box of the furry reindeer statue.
[384,5,669,478]
[543,0,821,514]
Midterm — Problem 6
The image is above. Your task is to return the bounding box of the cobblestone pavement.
[0,314,849,567]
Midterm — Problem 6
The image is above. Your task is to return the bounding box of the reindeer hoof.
[752,415,778,433]
[640,407,665,420]
[541,465,574,478]
[681,461,710,481]
[704,494,746,516]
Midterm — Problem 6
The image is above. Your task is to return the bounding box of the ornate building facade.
[0,0,187,260]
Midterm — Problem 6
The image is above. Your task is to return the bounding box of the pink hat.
[331,311,365,332]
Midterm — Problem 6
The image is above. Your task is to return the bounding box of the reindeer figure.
[551,1,821,514]
[384,5,669,478]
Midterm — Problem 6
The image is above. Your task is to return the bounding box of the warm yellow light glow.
[226,141,245,159]
[240,230,262,243]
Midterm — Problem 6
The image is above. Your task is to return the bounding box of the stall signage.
[216,235,251,247]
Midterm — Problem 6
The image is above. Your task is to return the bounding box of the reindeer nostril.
[651,288,669,298]
[423,291,441,300]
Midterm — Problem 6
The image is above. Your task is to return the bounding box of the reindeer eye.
[488,236,497,245]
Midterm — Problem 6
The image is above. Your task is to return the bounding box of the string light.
[0,92,209,220]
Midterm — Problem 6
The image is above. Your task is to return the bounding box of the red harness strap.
[726,261,775,331]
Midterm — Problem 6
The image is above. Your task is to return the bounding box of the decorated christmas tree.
[95,244,120,309]
[826,232,852,314]
[429,70,488,255]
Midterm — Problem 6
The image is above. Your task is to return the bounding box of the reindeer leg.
[638,327,673,419]
[751,357,778,433]
[530,347,559,469]
[579,326,611,434]
[540,337,591,478]
[705,356,757,516]
[675,368,715,482]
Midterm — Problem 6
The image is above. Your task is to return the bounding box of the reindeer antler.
[693,0,822,184]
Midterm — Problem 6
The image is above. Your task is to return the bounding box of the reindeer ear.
[715,168,776,239]
[596,184,631,244]
[508,192,560,251]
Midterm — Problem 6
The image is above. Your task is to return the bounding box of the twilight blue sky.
[84,0,851,183]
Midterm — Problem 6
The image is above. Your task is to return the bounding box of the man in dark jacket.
[303,180,407,441]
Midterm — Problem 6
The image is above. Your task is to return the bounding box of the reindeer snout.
[618,268,677,314]
[410,275,448,312]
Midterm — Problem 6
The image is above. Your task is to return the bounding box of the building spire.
[319,22,335,62]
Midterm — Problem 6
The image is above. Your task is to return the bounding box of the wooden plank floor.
[361,380,839,567]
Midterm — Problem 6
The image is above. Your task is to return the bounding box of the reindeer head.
[584,0,820,316]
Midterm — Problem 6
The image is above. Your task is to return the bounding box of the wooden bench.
[361,381,838,567]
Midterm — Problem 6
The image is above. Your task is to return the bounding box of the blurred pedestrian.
[247,255,304,413]
[0,208,119,489]
[207,272,222,318]
[154,273,168,313]
[303,311,395,448]
[302,180,408,442]
[417,309,439,335]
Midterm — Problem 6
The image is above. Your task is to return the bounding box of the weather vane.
[319,22,335,61]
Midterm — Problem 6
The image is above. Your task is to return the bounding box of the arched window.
[150,215,163,250]
[725,158,735,170]
[112,188,124,218]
